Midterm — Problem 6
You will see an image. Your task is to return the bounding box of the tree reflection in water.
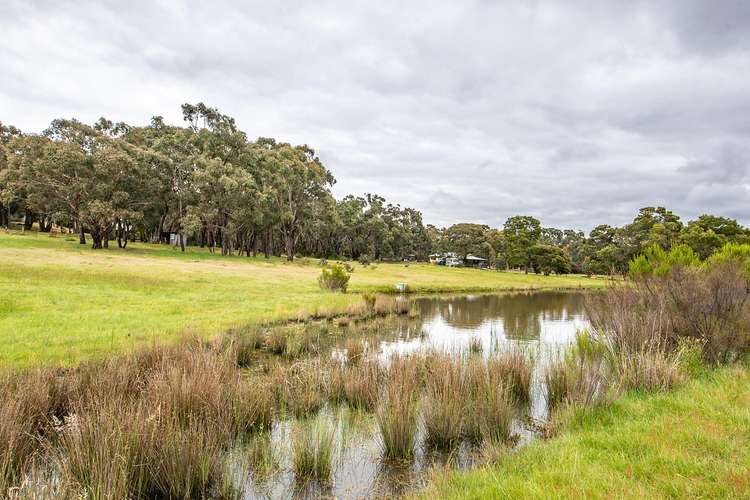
[381,292,590,357]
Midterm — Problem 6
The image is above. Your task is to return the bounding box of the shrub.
[358,254,371,266]
[318,264,350,292]
[590,256,750,364]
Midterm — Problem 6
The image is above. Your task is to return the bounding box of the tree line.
[0,104,430,261]
[2,104,748,272]
[431,207,750,275]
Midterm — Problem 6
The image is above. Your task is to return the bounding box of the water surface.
[243,291,590,499]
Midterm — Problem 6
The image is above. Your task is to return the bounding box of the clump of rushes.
[343,360,381,411]
[292,416,336,484]
[274,360,327,417]
[463,358,514,444]
[544,359,570,411]
[145,350,235,434]
[284,324,323,358]
[0,369,70,494]
[611,348,684,393]
[265,329,288,355]
[475,379,514,443]
[0,396,39,495]
[489,350,533,405]
[246,431,277,477]
[234,326,267,366]
[422,356,466,450]
[468,337,483,355]
[344,338,366,365]
[145,416,226,499]
[231,379,275,435]
[376,356,420,461]
[57,402,138,499]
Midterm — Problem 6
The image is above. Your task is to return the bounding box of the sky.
[2,0,750,231]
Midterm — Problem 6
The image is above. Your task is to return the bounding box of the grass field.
[0,231,605,366]
[422,366,750,499]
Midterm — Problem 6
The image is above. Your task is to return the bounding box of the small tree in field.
[318,263,350,292]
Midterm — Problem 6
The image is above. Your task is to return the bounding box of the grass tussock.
[376,356,420,461]
[488,350,533,405]
[422,356,466,450]
[292,416,336,484]
[342,360,382,411]
[463,358,514,444]
[273,360,328,417]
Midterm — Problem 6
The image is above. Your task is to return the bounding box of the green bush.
[318,264,350,292]
[628,244,700,278]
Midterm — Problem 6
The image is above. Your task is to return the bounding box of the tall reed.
[463,357,513,444]
[292,416,336,483]
[488,350,533,404]
[376,356,419,461]
[422,356,466,450]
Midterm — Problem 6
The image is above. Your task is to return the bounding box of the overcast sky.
[3,1,749,231]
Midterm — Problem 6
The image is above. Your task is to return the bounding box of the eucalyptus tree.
[503,215,542,271]
[258,141,335,261]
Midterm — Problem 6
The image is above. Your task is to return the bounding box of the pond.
[238,291,590,499]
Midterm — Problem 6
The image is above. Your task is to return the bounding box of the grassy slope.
[424,367,750,499]
[0,232,604,366]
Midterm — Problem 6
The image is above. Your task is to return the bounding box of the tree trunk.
[91,228,102,249]
[24,211,34,230]
[284,232,295,261]
[78,222,86,245]
[152,212,167,243]
[263,228,271,258]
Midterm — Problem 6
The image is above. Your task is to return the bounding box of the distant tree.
[503,215,541,271]
[444,223,490,260]
[540,227,564,246]
[529,244,572,275]
[680,214,749,259]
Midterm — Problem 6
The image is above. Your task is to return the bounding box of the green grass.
[0,231,603,366]
[422,366,750,499]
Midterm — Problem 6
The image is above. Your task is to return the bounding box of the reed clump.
[343,360,382,411]
[274,360,327,417]
[344,338,367,365]
[376,356,420,461]
[488,350,533,405]
[264,329,288,355]
[463,357,513,444]
[292,416,336,484]
[422,356,466,450]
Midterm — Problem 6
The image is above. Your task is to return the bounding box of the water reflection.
[380,291,589,357]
